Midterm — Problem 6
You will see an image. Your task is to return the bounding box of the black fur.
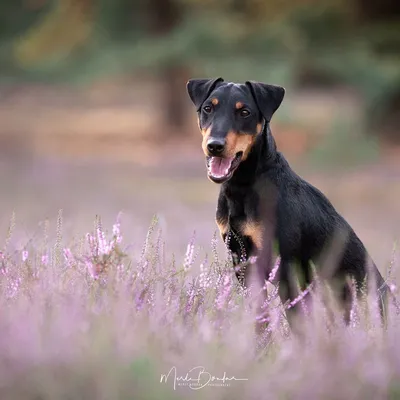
[186,78,389,328]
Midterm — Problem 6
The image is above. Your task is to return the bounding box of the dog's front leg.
[278,259,313,334]
[215,196,248,281]
[240,222,276,336]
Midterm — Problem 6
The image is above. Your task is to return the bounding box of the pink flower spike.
[255,315,271,324]
[86,233,97,257]
[41,254,49,266]
[216,274,232,310]
[22,250,29,262]
[63,248,75,267]
[184,242,195,270]
[97,228,109,255]
[268,256,281,283]
[86,260,99,279]
[286,283,313,310]
[113,222,122,244]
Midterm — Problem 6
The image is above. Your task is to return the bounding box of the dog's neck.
[226,123,278,187]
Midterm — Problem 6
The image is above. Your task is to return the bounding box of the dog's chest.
[225,188,258,223]
[219,182,279,259]
[222,189,262,252]
[224,181,275,225]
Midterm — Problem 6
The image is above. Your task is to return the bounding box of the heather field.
[0,156,400,399]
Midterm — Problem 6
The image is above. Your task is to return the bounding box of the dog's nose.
[207,138,225,155]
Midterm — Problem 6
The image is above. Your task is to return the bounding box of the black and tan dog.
[186,77,389,328]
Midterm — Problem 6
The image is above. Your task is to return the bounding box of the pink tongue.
[209,157,234,177]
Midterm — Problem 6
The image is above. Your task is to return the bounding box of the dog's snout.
[207,138,225,155]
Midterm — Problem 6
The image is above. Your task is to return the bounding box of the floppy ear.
[245,81,285,122]
[186,77,224,111]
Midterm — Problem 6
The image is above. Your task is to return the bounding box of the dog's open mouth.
[206,152,243,183]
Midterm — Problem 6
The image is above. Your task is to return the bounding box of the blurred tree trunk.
[161,65,190,132]
[354,0,400,21]
[147,0,187,134]
[354,0,400,140]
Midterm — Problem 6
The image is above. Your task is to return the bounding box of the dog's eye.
[240,109,251,118]
[203,105,212,114]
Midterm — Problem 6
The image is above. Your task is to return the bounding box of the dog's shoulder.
[273,153,335,206]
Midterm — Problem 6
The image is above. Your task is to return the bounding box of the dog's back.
[269,151,388,317]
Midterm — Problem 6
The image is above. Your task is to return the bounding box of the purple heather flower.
[268,256,281,283]
[63,248,75,267]
[216,274,232,310]
[184,243,195,270]
[97,227,109,255]
[22,250,29,262]
[41,253,49,266]
[113,222,123,244]
[286,283,314,310]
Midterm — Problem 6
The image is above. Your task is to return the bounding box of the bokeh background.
[0,0,399,271]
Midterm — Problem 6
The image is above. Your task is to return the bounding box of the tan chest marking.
[242,221,264,250]
[216,218,228,240]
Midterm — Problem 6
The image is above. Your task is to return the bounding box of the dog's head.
[186,78,285,183]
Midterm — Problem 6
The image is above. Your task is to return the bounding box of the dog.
[186,77,389,329]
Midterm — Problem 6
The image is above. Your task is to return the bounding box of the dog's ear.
[245,81,285,122]
[186,78,224,111]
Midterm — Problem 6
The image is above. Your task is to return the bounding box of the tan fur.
[235,101,243,109]
[256,123,263,134]
[242,221,264,250]
[211,98,219,105]
[216,217,228,240]
[225,130,256,161]
[201,126,212,155]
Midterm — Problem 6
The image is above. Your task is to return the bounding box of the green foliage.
[0,0,50,39]
[0,0,398,131]
[0,1,397,83]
